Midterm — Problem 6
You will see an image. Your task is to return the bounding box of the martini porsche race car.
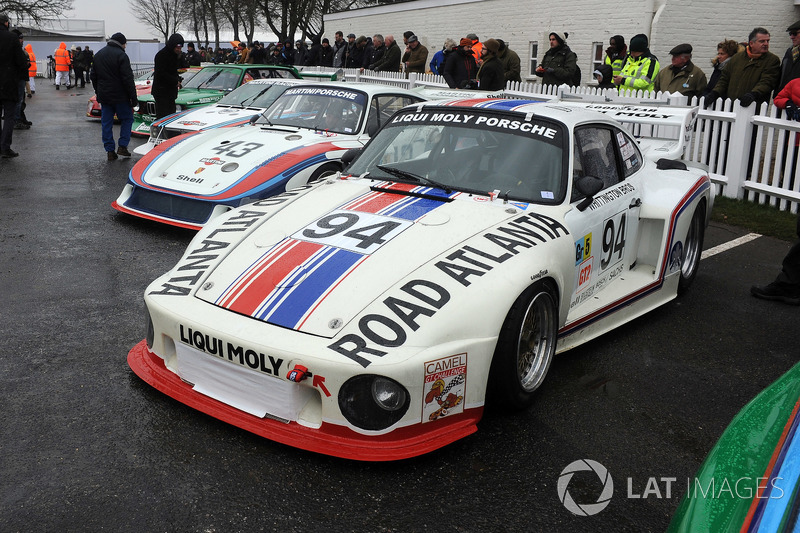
[133,78,308,156]
[127,98,711,460]
[113,82,426,229]
[130,64,304,137]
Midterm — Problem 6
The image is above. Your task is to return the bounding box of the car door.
[364,94,425,138]
[564,125,644,314]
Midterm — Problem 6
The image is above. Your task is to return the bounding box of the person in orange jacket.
[25,43,35,96]
[54,42,71,89]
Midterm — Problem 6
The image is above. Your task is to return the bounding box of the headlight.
[149,124,161,137]
[175,105,183,112]
[338,374,409,430]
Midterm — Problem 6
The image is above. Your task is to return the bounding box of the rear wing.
[560,101,699,161]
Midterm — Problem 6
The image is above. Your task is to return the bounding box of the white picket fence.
[325,66,800,214]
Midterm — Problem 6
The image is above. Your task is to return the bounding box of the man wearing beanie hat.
[90,32,136,160]
[443,38,478,89]
[151,33,185,119]
[476,38,505,91]
[535,31,579,87]
[779,20,800,91]
[653,43,707,99]
[614,33,660,93]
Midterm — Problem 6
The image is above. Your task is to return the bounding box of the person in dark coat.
[535,31,578,87]
[151,33,185,119]
[370,35,400,72]
[90,32,137,160]
[443,38,478,89]
[0,12,27,158]
[319,38,334,67]
[476,38,505,91]
[184,42,202,66]
[306,36,322,67]
[779,20,800,92]
[593,63,615,89]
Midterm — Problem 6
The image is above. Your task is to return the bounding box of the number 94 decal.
[293,210,412,255]
[600,211,626,271]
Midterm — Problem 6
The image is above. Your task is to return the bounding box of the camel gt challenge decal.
[423,354,466,422]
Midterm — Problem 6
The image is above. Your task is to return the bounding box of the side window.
[367,95,421,136]
[574,127,621,191]
[613,127,642,177]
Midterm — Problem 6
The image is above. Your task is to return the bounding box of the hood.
[157,106,264,133]
[25,44,32,53]
[59,42,66,49]
[131,125,364,202]
[194,178,527,338]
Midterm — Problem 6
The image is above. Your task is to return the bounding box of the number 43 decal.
[293,210,412,255]
[211,141,264,158]
[600,211,626,270]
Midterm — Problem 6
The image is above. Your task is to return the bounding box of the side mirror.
[341,148,362,168]
[249,114,259,125]
[574,176,604,211]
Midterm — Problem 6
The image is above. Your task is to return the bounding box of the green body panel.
[668,362,800,532]
[131,64,302,136]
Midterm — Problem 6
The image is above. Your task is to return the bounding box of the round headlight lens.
[338,374,410,431]
[372,377,407,411]
[149,124,160,137]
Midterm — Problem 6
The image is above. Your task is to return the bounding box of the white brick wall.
[324,0,800,83]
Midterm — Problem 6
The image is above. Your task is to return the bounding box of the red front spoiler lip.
[127,340,482,461]
[112,201,202,231]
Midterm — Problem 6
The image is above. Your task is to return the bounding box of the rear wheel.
[489,281,559,410]
[678,202,706,295]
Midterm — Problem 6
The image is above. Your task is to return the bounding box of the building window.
[529,41,538,74]
[591,42,604,77]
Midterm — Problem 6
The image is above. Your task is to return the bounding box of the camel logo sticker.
[423,354,466,422]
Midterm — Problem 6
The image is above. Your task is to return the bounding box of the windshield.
[346,109,567,204]
[260,87,367,134]
[217,82,294,107]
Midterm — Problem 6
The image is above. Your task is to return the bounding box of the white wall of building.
[324,0,800,82]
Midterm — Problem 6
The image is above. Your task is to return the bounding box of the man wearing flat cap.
[653,43,707,99]
[779,20,800,91]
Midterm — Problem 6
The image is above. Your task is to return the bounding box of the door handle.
[629,198,642,208]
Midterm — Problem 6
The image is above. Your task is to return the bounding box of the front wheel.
[677,201,706,295]
[488,281,559,410]
[309,162,341,182]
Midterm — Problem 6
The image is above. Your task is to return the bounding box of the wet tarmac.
[1,82,799,532]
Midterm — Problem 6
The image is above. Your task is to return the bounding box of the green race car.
[132,64,338,137]
[669,361,800,532]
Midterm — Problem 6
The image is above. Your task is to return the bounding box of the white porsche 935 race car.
[128,98,712,460]
[133,78,309,156]
[113,82,426,230]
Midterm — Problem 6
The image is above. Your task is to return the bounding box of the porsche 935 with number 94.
[127,98,712,460]
[113,83,427,229]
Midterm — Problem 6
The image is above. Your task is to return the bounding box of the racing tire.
[309,162,341,182]
[677,201,706,296]
[488,281,559,410]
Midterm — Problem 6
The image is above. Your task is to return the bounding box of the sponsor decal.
[284,87,361,100]
[390,111,560,140]
[179,324,284,376]
[199,156,225,165]
[669,241,683,273]
[178,120,205,126]
[423,354,466,422]
[327,212,569,367]
[575,233,592,265]
[586,182,635,211]
[584,104,675,120]
[148,187,313,297]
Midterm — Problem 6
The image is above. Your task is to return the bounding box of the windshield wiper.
[377,164,452,193]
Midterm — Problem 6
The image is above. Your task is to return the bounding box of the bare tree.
[129,0,190,42]
[0,0,73,25]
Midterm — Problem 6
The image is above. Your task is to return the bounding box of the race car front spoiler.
[127,340,482,461]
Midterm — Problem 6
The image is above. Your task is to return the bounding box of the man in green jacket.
[705,27,780,108]
[653,43,707,99]
[402,35,428,74]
